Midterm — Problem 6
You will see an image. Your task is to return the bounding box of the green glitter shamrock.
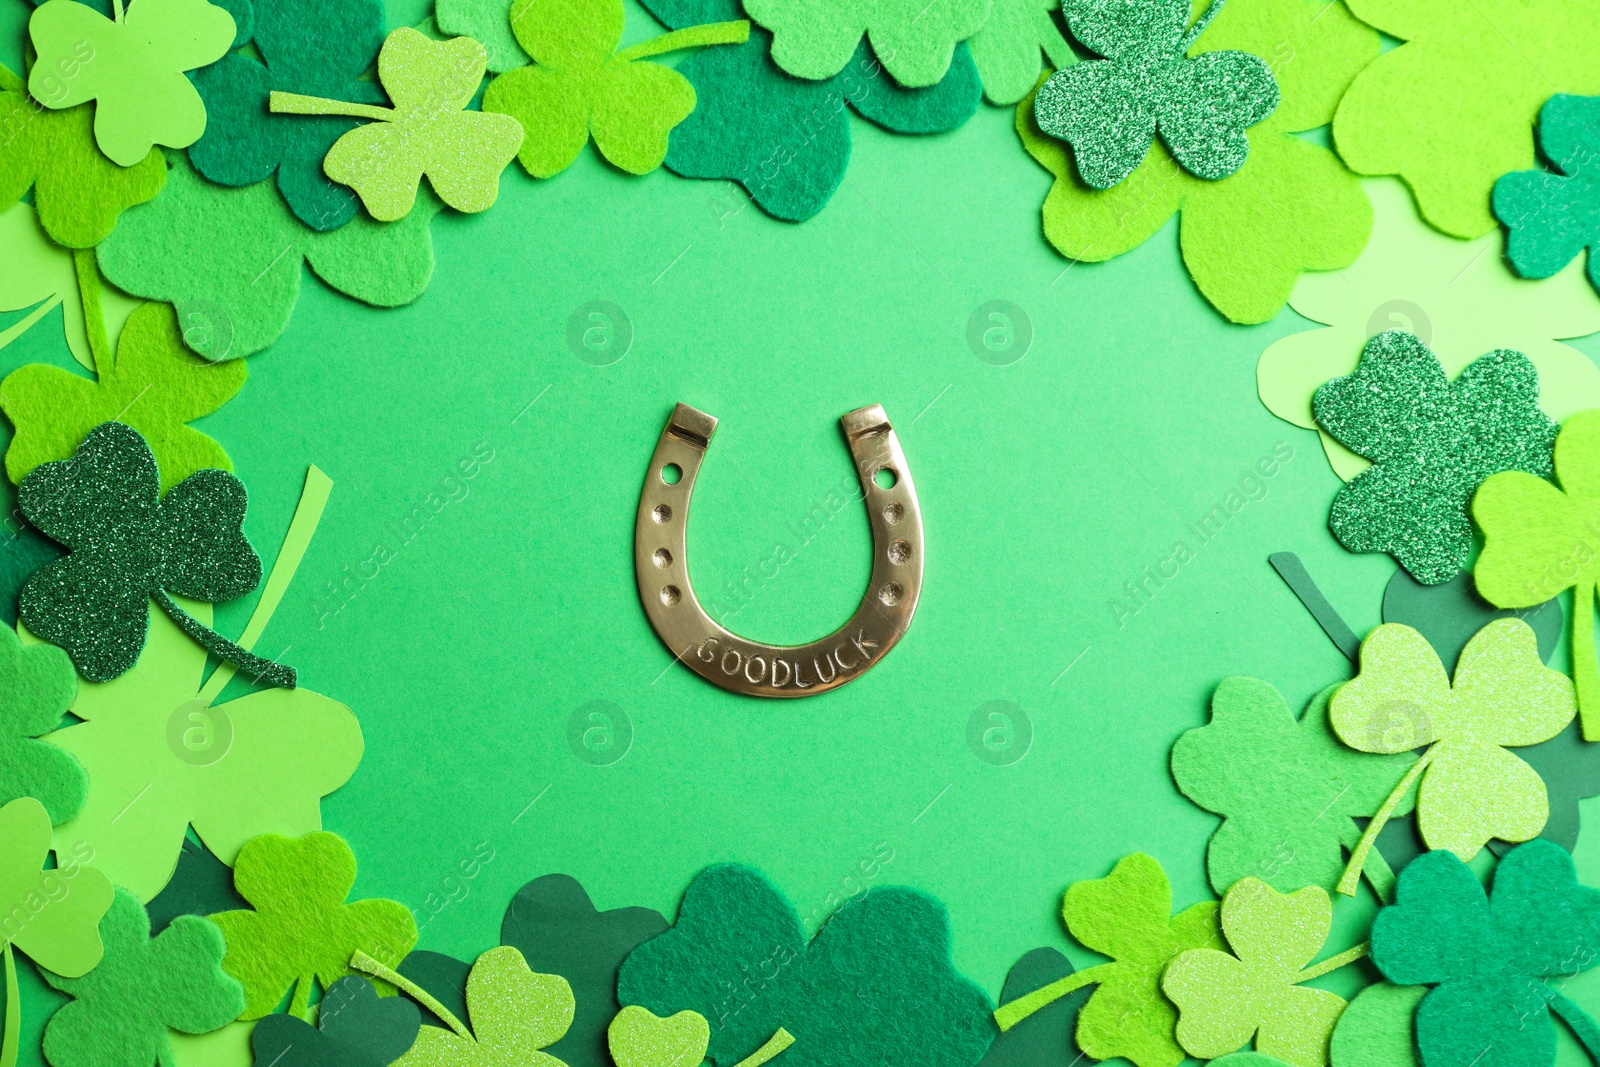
[18,421,294,687]
[42,889,246,1067]
[1371,840,1600,1067]
[1494,94,1600,295]
[742,0,991,88]
[1033,0,1278,188]
[1313,330,1557,585]
[0,622,83,824]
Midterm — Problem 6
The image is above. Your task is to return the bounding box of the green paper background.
[6,2,1600,1062]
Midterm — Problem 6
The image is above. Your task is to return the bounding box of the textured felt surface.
[252,975,421,1067]
[0,622,80,825]
[967,0,1072,105]
[0,203,120,373]
[435,0,526,71]
[398,950,472,1032]
[392,946,574,1065]
[742,0,990,87]
[977,948,1090,1067]
[0,526,62,630]
[145,837,248,936]
[40,889,244,1067]
[619,863,994,1067]
[0,796,112,979]
[1495,95,1600,295]
[1328,982,1422,1067]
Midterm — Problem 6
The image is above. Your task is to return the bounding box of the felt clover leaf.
[18,422,294,687]
[742,0,992,88]
[0,622,83,824]
[98,156,438,359]
[1329,620,1576,897]
[1496,95,1600,296]
[41,889,245,1067]
[980,948,1094,1067]
[27,0,236,167]
[1171,677,1416,900]
[1163,879,1363,1067]
[0,796,113,979]
[1258,178,1600,483]
[1370,841,1600,1067]
[1314,331,1557,585]
[967,0,1074,105]
[270,29,525,221]
[251,975,422,1067]
[1327,983,1423,1067]
[1016,0,1376,323]
[211,832,417,1019]
[482,0,750,179]
[619,863,993,1067]
[641,0,981,222]
[436,0,526,72]
[990,853,1222,1067]
[147,838,247,935]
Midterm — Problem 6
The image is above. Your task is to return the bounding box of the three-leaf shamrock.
[1370,841,1600,1067]
[211,832,417,1019]
[1314,330,1557,584]
[1495,95,1600,296]
[1164,878,1364,1066]
[1327,982,1423,1067]
[0,796,113,982]
[743,0,991,88]
[42,889,245,1067]
[270,28,525,221]
[251,975,422,1067]
[482,0,749,178]
[1034,0,1278,188]
[0,621,82,824]
[27,0,236,166]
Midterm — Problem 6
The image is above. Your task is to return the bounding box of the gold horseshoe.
[635,403,924,698]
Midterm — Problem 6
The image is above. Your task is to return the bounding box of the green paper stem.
[734,1028,796,1067]
[153,590,297,690]
[1268,551,1361,662]
[269,91,395,123]
[1297,941,1367,982]
[1576,582,1600,741]
[993,961,1114,1031]
[1550,989,1600,1063]
[1037,9,1075,71]
[196,466,331,706]
[1178,0,1228,51]
[1338,821,1397,902]
[1,946,17,1067]
[70,248,111,374]
[350,950,474,1042]
[1338,752,1433,897]
[614,20,750,62]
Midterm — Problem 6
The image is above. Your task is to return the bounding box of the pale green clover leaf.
[385,945,575,1066]
[0,796,114,979]
[968,0,1074,105]
[743,0,991,88]
[436,0,527,72]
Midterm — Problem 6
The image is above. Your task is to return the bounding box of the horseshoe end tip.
[841,404,890,439]
[668,403,717,446]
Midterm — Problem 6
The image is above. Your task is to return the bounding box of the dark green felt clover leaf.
[252,975,422,1067]
[146,836,248,936]
[618,863,993,1067]
[18,421,294,687]
[1494,94,1600,295]
[1032,0,1278,189]
[979,948,1091,1067]
[1371,840,1600,1067]
[1171,677,1416,900]
[0,523,63,628]
[0,620,83,824]
[41,888,246,1067]
[1313,330,1557,585]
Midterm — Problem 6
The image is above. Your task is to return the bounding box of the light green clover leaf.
[0,203,139,371]
[743,0,992,88]
[0,795,114,977]
[1327,982,1422,1067]
[0,621,83,825]
[436,0,527,72]
[967,0,1074,105]
[27,0,235,166]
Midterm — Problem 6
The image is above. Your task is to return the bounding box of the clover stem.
[1550,989,1600,1062]
[70,248,111,375]
[350,950,475,1043]
[111,0,122,20]
[993,962,1115,1031]
[1296,941,1367,983]
[614,19,750,62]
[1178,0,1229,51]
[733,1028,795,1067]
[269,91,395,123]
[1268,551,1360,663]
[0,945,17,1067]
[1336,751,1432,897]
[153,590,297,689]
[1574,581,1600,741]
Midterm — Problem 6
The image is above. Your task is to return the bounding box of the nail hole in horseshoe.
[661,463,683,485]
[653,548,673,568]
[879,582,903,606]
[873,467,897,489]
[660,585,681,606]
[883,502,903,525]
[652,504,672,524]
[888,540,910,565]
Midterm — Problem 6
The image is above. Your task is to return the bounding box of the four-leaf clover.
[0,621,83,824]
[743,0,992,88]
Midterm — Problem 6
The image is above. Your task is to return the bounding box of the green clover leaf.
[1327,982,1422,1067]
[270,28,525,221]
[0,795,114,977]
[210,832,417,1020]
[1314,330,1557,584]
[0,621,82,824]
[482,0,748,178]
[27,0,235,166]
[743,0,991,88]
[1164,878,1361,1067]
[1494,95,1600,294]
[609,1006,711,1067]
[1171,677,1416,900]
[436,0,527,72]
[250,975,422,1067]
[42,889,245,1067]
[967,0,1074,105]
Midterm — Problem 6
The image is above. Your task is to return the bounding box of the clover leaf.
[1314,330,1557,584]
[482,0,749,178]
[0,795,113,969]
[1327,982,1423,1067]
[1371,840,1600,1067]
[1164,878,1363,1066]
[189,0,384,232]
[980,948,1093,1067]
[1171,677,1416,900]
[0,621,82,824]
[41,889,245,1067]
[608,1005,796,1067]
[992,853,1222,1067]
[211,832,416,1019]
[435,0,527,72]
[27,0,235,167]
[742,0,991,88]
[251,975,422,1067]
[1497,94,1600,291]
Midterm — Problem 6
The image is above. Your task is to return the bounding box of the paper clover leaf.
[211,832,417,1019]
[0,796,113,978]
[270,28,524,221]
[1313,330,1557,585]
[0,622,82,824]
[1016,0,1376,323]
[619,863,993,1067]
[1171,677,1415,900]
[482,0,749,178]
[1257,178,1600,483]
[436,0,526,72]
[1371,841,1600,1067]
[27,0,235,167]
[98,156,437,359]
[189,0,384,232]
[642,0,980,221]
[41,888,245,1067]
[24,0,252,42]
[0,302,247,492]
[967,0,1073,105]
[146,838,247,935]
[252,975,422,1067]
[1496,94,1600,296]
[1327,982,1423,1067]
[992,853,1222,1067]
[1164,878,1359,1066]
[742,0,991,87]
[980,948,1093,1067]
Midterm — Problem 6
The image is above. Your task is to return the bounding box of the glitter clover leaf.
[608,1005,795,1067]
[251,975,421,1067]
[482,0,749,179]
[1494,94,1600,296]
[742,0,992,88]
[1164,878,1363,1067]
[0,796,114,979]
[0,622,82,824]
[1370,841,1600,1067]
[1313,330,1557,585]
[41,889,245,1067]
[1329,620,1575,897]
[18,421,293,687]
[27,0,235,167]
